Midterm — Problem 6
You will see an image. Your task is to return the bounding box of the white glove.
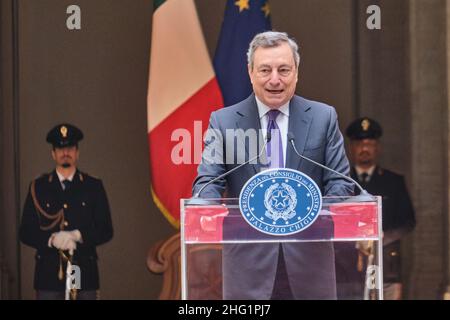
[64,239,77,256]
[68,230,82,242]
[48,230,83,255]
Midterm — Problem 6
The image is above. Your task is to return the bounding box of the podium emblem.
[239,168,322,235]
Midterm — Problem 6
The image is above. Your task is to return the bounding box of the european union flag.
[213,0,272,107]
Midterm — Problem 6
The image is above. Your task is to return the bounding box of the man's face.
[350,139,380,167]
[52,145,79,169]
[248,42,298,109]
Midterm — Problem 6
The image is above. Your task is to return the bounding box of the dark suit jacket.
[20,169,113,291]
[193,94,353,299]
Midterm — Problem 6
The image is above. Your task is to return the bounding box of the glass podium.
[181,196,382,300]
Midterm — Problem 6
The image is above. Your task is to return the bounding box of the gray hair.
[247,31,300,70]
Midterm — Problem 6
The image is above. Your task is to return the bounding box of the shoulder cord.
[30,180,76,299]
[30,180,65,231]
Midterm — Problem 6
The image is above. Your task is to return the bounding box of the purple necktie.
[266,109,284,168]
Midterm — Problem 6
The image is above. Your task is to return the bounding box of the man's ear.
[248,64,253,83]
[51,149,56,161]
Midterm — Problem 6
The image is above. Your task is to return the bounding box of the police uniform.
[351,166,415,280]
[336,117,416,299]
[19,124,113,298]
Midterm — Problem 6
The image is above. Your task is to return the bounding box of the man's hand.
[48,230,83,255]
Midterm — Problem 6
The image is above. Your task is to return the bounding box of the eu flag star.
[261,2,270,17]
[235,0,250,12]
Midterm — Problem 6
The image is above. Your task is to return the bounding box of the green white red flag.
[147,0,223,227]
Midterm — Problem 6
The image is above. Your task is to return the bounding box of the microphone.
[287,132,372,200]
[192,132,272,199]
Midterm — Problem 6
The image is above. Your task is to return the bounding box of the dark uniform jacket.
[352,166,416,282]
[19,169,113,291]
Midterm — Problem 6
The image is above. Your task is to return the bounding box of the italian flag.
[147,0,223,228]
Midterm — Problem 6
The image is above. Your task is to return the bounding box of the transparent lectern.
[181,196,382,300]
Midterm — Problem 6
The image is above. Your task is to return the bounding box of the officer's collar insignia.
[79,173,84,182]
[48,174,53,183]
[60,126,68,138]
[361,119,370,131]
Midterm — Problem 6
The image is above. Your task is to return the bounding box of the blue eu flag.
[213,0,272,107]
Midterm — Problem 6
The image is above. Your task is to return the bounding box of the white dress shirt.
[56,170,75,190]
[355,165,376,182]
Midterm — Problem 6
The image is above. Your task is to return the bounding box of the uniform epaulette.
[77,171,99,182]
[33,172,51,183]
[83,171,99,180]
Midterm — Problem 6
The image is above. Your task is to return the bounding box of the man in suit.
[342,117,416,300]
[193,31,353,299]
[20,124,113,300]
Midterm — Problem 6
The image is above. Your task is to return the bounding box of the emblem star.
[261,2,270,17]
[235,0,250,12]
[272,191,288,209]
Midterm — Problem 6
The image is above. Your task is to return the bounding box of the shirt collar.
[355,165,376,177]
[56,169,75,182]
[255,96,290,119]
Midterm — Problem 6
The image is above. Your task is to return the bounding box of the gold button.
[82,202,86,206]
[46,203,50,208]
[64,221,69,227]
[63,203,68,209]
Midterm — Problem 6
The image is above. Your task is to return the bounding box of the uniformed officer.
[19,124,113,300]
[342,117,416,299]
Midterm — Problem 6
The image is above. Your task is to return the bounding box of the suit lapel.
[235,94,263,174]
[366,166,381,192]
[68,170,82,198]
[49,170,64,207]
[286,96,313,169]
